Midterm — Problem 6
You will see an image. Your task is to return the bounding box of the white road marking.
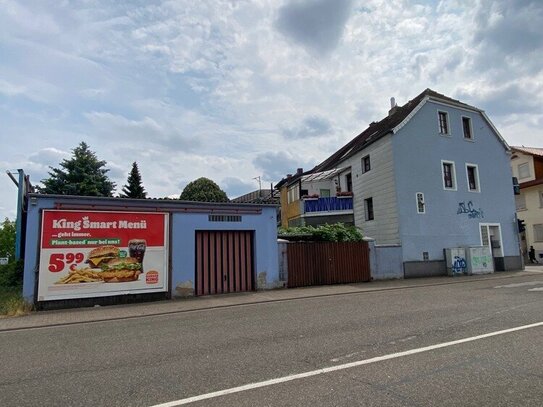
[528,287,543,292]
[150,321,543,407]
[494,281,543,288]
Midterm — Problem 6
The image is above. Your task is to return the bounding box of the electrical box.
[444,247,467,276]
[465,246,494,275]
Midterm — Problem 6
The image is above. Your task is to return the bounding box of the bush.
[278,223,363,242]
[0,260,24,287]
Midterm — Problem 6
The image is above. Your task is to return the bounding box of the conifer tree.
[37,142,115,196]
[119,162,147,199]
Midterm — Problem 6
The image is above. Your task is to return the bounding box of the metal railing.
[303,196,353,213]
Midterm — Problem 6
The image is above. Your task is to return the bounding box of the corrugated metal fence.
[287,241,370,288]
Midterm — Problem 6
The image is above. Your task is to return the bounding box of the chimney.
[296,168,303,175]
[286,174,292,179]
[388,97,398,117]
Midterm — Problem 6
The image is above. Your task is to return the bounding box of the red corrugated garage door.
[195,231,254,296]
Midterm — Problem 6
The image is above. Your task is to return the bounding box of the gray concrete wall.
[371,244,403,280]
[503,255,523,271]
[404,261,447,278]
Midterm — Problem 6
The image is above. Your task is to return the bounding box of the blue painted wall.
[170,209,280,296]
[22,195,279,302]
[23,198,56,300]
[391,100,519,262]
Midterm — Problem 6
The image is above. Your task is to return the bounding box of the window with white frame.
[364,197,374,221]
[287,186,299,203]
[466,164,480,192]
[441,160,456,190]
[480,223,504,257]
[462,116,473,140]
[438,111,449,134]
[515,194,527,211]
[518,162,530,179]
[416,192,425,214]
[534,224,543,242]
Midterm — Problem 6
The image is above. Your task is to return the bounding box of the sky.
[1,0,542,220]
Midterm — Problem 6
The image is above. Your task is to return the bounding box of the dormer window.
[438,111,449,135]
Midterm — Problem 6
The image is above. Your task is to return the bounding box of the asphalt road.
[1,274,542,407]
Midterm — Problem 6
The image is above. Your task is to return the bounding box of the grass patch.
[0,286,33,317]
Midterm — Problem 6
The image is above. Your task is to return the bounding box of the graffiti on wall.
[457,201,484,219]
[472,254,492,269]
[452,255,467,274]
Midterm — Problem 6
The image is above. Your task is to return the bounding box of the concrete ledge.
[404,260,446,278]
[503,256,523,271]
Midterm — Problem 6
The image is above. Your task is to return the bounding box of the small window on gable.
[416,192,425,214]
[442,160,456,190]
[362,155,371,173]
[462,117,473,140]
[466,164,480,192]
[364,197,374,221]
[518,163,530,179]
[438,111,449,135]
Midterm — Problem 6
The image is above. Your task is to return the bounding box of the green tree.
[0,218,22,287]
[37,142,116,196]
[119,162,147,199]
[0,218,15,259]
[179,177,229,203]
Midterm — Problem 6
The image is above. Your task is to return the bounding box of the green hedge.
[278,223,363,242]
[0,260,24,287]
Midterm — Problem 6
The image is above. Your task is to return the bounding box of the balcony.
[303,196,353,214]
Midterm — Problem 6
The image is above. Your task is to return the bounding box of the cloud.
[456,83,541,116]
[253,151,315,182]
[84,110,202,151]
[275,0,353,55]
[282,115,333,139]
[221,177,258,198]
[0,0,542,221]
[28,147,69,166]
[471,0,543,76]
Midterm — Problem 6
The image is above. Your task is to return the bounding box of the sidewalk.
[1,268,542,332]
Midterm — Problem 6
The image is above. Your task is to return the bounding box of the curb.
[0,271,538,333]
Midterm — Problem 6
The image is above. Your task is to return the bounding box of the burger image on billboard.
[86,245,120,268]
[99,257,142,282]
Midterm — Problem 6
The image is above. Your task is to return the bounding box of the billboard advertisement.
[37,210,169,301]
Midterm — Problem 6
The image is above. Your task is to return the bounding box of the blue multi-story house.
[290,89,522,277]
